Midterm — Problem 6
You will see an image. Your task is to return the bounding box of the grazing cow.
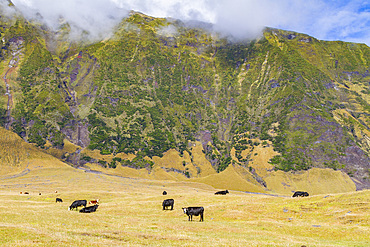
[20,192,22,194]
[24,192,29,194]
[162,199,174,210]
[292,191,309,197]
[68,200,87,210]
[89,199,99,205]
[56,198,63,203]
[39,193,42,195]
[215,190,229,195]
[182,207,204,221]
[79,204,99,213]
[162,191,167,195]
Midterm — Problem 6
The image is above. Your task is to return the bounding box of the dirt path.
[0,167,30,180]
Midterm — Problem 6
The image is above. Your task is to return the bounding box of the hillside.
[0,126,71,179]
[0,6,369,192]
[0,165,369,246]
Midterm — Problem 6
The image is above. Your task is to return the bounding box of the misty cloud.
[157,24,178,37]
[10,0,129,41]
[7,0,370,45]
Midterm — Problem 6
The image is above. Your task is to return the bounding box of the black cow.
[56,198,63,203]
[162,191,167,195]
[68,200,87,210]
[162,199,174,210]
[292,191,309,197]
[215,190,229,195]
[182,207,204,221]
[79,204,99,213]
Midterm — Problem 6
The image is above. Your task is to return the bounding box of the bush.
[217,156,232,173]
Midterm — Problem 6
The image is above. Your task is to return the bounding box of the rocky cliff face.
[0,10,369,190]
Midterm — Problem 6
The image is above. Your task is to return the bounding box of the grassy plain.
[0,165,369,247]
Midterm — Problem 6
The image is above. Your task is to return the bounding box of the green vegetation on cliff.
[0,11,369,188]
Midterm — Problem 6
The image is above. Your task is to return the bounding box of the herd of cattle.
[21,189,309,220]
[55,198,100,213]
[51,189,231,220]
[161,197,204,221]
[68,199,99,213]
[160,190,227,221]
[160,189,308,221]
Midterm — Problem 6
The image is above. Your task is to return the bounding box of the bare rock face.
[3,37,24,130]
[340,146,370,190]
[62,120,90,148]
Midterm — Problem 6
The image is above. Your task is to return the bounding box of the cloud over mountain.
[10,0,129,40]
[8,0,370,45]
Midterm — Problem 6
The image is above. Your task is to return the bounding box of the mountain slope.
[0,126,69,177]
[0,9,369,191]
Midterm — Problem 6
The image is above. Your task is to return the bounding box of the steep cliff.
[0,10,369,191]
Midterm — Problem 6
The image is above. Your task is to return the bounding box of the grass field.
[0,165,369,247]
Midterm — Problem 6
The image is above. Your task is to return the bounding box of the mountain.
[0,7,369,192]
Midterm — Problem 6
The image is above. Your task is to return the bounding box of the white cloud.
[7,0,370,46]
[114,0,216,22]
[311,6,370,44]
[11,0,129,40]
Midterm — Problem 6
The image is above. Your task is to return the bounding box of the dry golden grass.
[265,168,356,196]
[188,141,216,177]
[0,127,366,245]
[0,165,369,247]
[248,141,278,177]
[0,127,68,177]
[192,164,265,193]
[152,149,186,171]
[1,125,357,195]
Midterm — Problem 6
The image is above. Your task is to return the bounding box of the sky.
[6,0,370,46]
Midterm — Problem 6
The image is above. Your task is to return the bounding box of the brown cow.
[89,199,99,205]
